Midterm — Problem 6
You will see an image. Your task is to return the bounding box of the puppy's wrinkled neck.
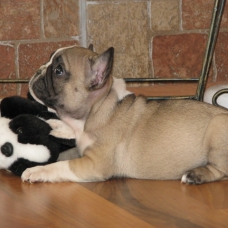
[89,77,131,113]
[58,77,131,139]
[84,78,132,130]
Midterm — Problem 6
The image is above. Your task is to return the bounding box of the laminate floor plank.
[0,171,153,228]
[81,179,228,228]
[5,169,228,228]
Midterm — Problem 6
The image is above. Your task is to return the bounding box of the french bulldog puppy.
[22,44,228,184]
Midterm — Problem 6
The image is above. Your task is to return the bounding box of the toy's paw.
[46,119,75,139]
[22,165,57,183]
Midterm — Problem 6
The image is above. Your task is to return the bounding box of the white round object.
[203,84,228,108]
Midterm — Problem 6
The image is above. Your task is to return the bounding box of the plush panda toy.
[0,95,77,176]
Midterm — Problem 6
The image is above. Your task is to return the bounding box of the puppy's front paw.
[22,166,52,183]
[22,161,79,183]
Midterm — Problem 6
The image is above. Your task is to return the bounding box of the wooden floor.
[1,170,228,228]
[1,82,228,227]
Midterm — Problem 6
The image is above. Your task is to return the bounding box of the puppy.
[22,44,228,184]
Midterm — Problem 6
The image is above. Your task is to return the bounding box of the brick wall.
[0,0,228,97]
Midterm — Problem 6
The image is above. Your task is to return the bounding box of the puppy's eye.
[54,65,64,76]
[16,127,23,134]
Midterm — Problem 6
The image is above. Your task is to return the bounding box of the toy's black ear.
[0,96,47,119]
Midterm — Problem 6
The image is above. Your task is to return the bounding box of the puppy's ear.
[88,44,94,51]
[88,47,114,90]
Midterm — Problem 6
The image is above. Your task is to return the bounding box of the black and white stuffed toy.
[0,95,77,176]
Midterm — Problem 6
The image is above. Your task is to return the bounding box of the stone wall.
[0,0,228,97]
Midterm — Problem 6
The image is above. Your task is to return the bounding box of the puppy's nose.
[1,142,13,157]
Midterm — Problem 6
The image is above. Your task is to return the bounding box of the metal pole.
[195,0,226,101]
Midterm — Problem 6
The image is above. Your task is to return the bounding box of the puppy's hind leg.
[181,164,226,184]
[182,114,228,185]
